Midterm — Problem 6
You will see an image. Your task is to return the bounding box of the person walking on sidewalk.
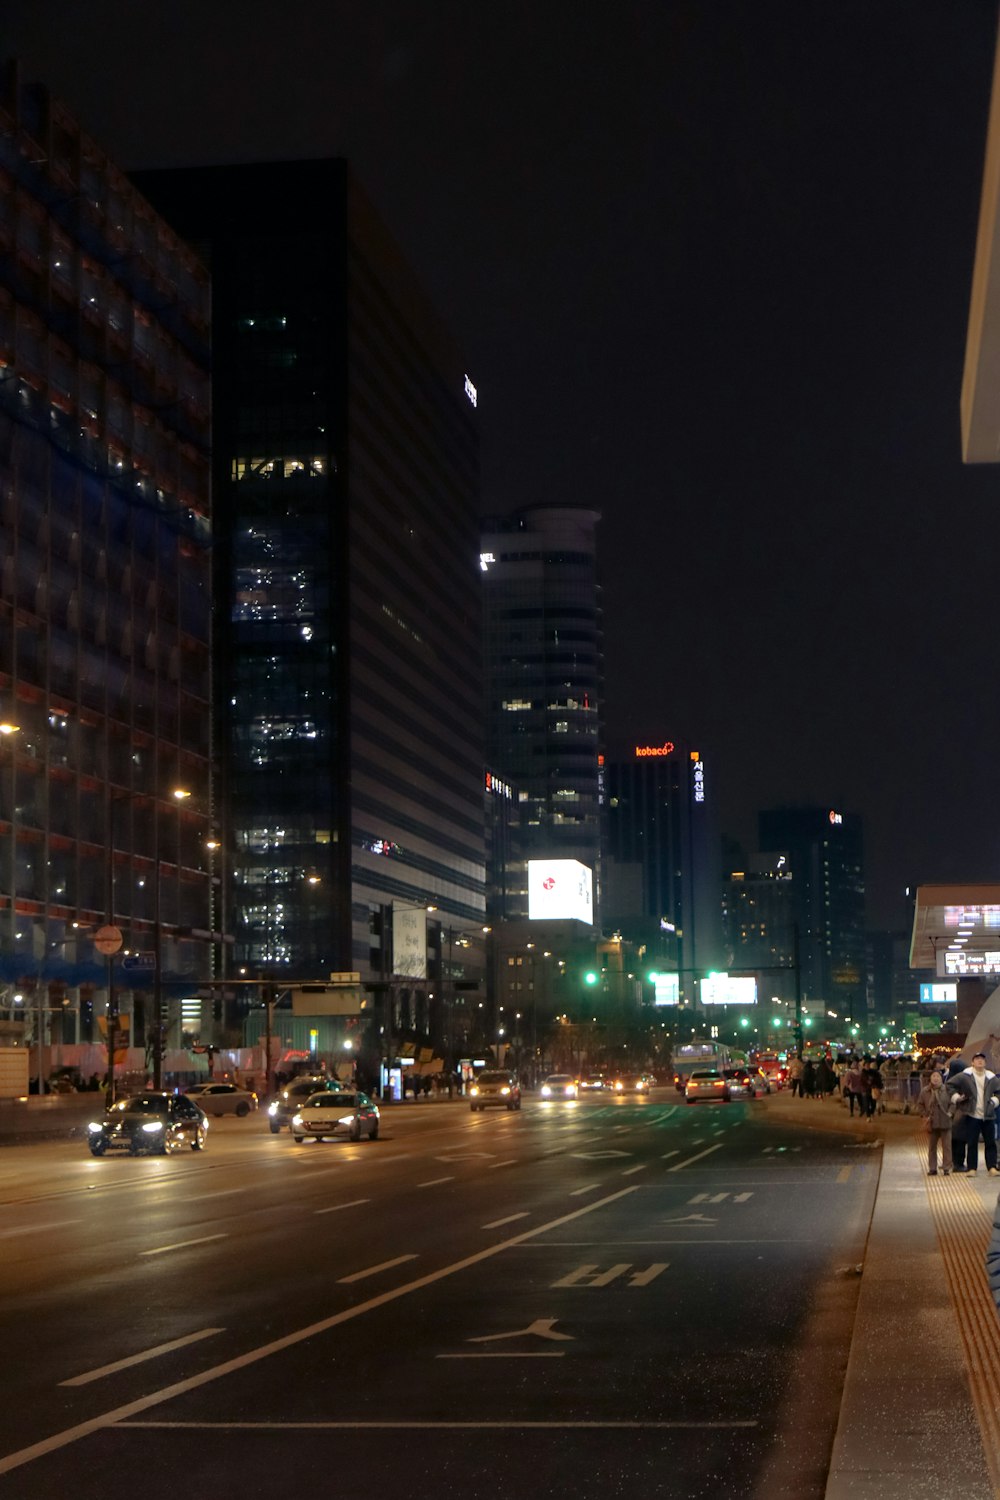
[843,1060,864,1117]
[788,1056,804,1098]
[949,1053,1000,1175]
[916,1070,955,1174]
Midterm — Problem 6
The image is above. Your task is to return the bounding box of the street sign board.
[328,971,361,984]
[122,952,156,972]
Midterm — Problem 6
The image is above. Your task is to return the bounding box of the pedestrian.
[815,1056,834,1097]
[843,1060,864,1117]
[863,1058,883,1117]
[944,1056,969,1171]
[949,1053,1000,1175]
[916,1069,955,1175]
[803,1059,817,1098]
[788,1056,804,1098]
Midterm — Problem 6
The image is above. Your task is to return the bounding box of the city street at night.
[0,1092,877,1496]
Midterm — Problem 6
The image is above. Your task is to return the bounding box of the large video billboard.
[700,973,758,1006]
[527,860,594,924]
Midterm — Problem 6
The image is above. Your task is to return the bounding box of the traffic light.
[584,970,599,986]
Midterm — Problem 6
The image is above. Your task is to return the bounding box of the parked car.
[684,1070,731,1104]
[87,1092,208,1156]
[185,1082,259,1117]
[468,1071,521,1111]
[268,1076,342,1133]
[539,1074,579,1100]
[291,1090,380,1143]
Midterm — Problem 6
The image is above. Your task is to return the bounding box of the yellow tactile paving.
[917,1135,1000,1486]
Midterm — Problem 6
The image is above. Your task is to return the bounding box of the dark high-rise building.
[722,852,797,1006]
[605,740,721,997]
[480,506,602,919]
[758,805,866,1022]
[136,162,484,1009]
[0,70,214,1063]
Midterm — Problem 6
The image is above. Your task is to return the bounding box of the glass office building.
[0,70,214,1057]
[137,162,484,1004]
[481,506,603,920]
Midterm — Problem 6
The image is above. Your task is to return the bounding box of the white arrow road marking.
[468,1318,573,1344]
[660,1213,718,1225]
[61,1329,225,1387]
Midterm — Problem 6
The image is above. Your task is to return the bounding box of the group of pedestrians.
[788,1054,842,1099]
[916,1053,1000,1176]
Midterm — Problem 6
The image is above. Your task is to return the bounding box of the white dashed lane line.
[315,1199,371,1215]
[140,1234,228,1258]
[61,1329,224,1387]
[416,1177,454,1188]
[338,1255,418,1284]
[482,1213,529,1229]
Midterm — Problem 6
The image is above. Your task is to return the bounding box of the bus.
[671,1042,748,1092]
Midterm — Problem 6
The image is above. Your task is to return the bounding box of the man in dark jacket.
[948,1053,1000,1174]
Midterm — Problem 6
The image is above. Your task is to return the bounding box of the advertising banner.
[393,904,428,978]
[700,973,758,1006]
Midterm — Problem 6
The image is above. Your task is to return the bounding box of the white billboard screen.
[652,972,680,1006]
[701,973,758,1006]
[392,904,427,979]
[527,860,594,924]
[920,981,958,1005]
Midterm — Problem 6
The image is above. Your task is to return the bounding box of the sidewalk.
[759,1090,999,1498]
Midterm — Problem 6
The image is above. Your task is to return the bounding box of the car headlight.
[142,1121,164,1133]
[87,1120,104,1132]
[500,1086,510,1096]
[565,1086,574,1096]
[268,1101,279,1115]
[292,1113,304,1127]
[470,1086,480,1096]
[339,1114,356,1127]
[541,1086,551,1097]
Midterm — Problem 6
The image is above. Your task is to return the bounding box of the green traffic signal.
[584,970,599,986]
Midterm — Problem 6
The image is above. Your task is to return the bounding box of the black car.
[86,1092,208,1156]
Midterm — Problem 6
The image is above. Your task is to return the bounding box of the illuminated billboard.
[701,973,758,1006]
[527,860,594,924]
[920,982,958,1006]
[652,972,680,1006]
[938,948,1000,977]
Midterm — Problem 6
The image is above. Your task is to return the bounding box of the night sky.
[9,1,1000,925]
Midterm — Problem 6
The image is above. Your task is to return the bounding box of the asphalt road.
[0,1092,877,1497]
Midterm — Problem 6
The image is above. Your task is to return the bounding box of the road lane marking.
[0,1184,642,1477]
[416,1176,454,1188]
[314,1199,371,1215]
[189,1188,245,1201]
[118,1419,757,1429]
[622,1165,647,1176]
[733,1192,753,1202]
[338,1255,417,1284]
[60,1329,225,1387]
[489,1160,517,1169]
[551,1263,667,1288]
[569,1184,599,1196]
[661,1150,679,1161]
[139,1234,228,1257]
[0,1219,82,1238]
[470,1316,572,1343]
[437,1352,566,1360]
[483,1213,529,1229]
[667,1144,723,1172]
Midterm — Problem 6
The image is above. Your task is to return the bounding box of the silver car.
[684,1069,731,1104]
[291,1090,380,1143]
[185,1082,259,1117]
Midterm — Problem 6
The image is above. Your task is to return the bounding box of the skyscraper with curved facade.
[481,506,603,921]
